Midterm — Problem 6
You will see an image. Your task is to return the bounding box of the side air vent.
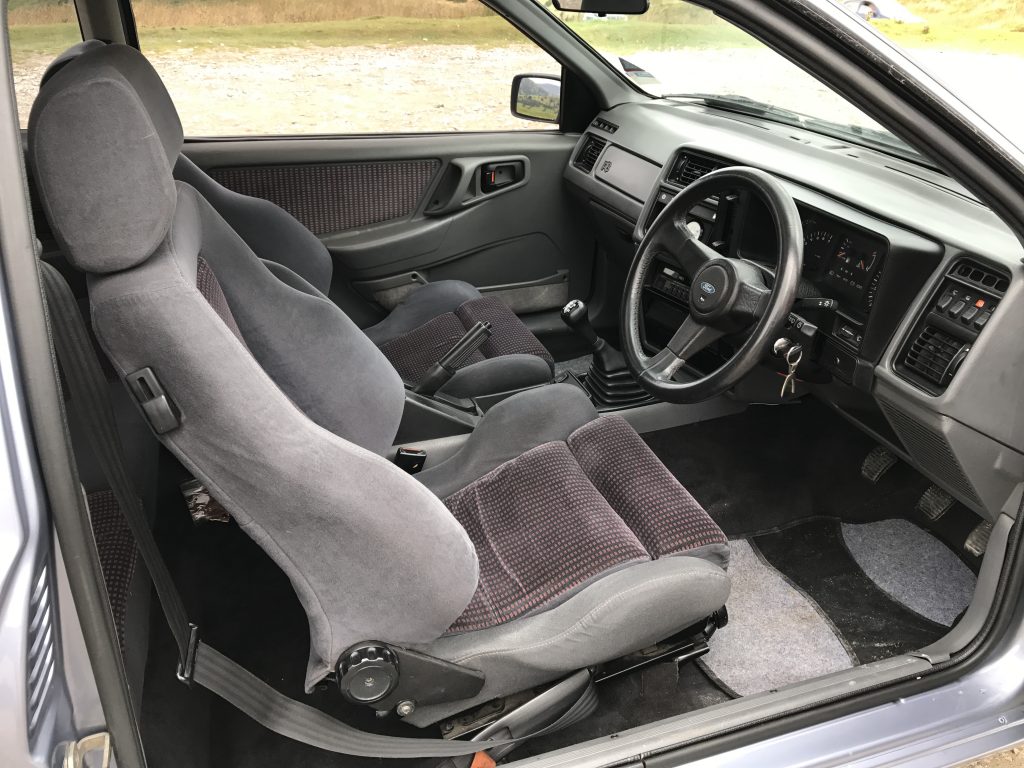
[666,152,722,187]
[949,257,1010,295]
[902,325,969,390]
[573,134,607,174]
[26,560,56,742]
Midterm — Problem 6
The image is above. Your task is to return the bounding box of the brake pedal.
[861,445,898,483]
[917,485,955,521]
[965,520,994,558]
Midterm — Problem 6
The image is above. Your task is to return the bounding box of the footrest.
[916,485,955,521]
[861,445,898,483]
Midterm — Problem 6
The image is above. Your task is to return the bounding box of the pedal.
[965,520,994,558]
[916,485,955,521]
[861,445,898,483]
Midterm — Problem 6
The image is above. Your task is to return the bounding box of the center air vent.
[573,134,607,174]
[666,152,722,187]
[902,325,969,390]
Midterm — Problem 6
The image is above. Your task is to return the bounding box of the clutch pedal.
[861,445,898,483]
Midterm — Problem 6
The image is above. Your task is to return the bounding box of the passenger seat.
[37,41,556,401]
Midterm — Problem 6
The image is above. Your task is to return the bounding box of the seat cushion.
[372,282,554,396]
[442,413,729,634]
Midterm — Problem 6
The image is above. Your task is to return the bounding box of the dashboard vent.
[949,258,1010,295]
[26,560,56,741]
[573,134,607,174]
[667,152,722,187]
[903,324,969,389]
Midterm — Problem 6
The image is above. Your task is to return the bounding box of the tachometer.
[803,222,836,272]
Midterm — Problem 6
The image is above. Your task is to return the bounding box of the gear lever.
[559,300,652,407]
[560,299,626,373]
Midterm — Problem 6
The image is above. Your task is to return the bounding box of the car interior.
[10,1,1024,767]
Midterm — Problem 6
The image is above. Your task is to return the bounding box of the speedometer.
[803,222,836,272]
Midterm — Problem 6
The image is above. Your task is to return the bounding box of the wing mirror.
[550,0,649,13]
[511,74,562,124]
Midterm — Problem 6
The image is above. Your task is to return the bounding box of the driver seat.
[29,44,731,726]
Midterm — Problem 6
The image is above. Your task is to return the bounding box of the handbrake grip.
[414,321,493,396]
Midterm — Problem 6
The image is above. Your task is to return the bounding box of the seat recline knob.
[337,643,399,704]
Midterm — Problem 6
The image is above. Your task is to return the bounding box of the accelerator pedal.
[917,485,956,522]
[861,445,899,483]
[965,520,994,558]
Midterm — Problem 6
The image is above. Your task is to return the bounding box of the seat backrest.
[29,44,479,690]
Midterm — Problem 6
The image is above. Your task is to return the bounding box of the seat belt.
[39,261,590,759]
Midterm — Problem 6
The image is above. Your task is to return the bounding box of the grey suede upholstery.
[176,155,334,294]
[364,280,482,345]
[29,45,182,273]
[30,43,731,719]
[408,557,731,726]
[39,38,107,86]
[36,39,556,400]
[418,384,599,498]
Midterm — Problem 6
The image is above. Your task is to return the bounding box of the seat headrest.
[28,44,184,273]
[39,39,107,87]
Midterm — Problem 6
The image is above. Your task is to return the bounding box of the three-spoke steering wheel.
[621,167,804,403]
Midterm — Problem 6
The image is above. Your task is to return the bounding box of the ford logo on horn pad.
[699,281,717,295]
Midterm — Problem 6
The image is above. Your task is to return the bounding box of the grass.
[6,0,1024,59]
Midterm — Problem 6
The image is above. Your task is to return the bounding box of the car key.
[780,343,803,397]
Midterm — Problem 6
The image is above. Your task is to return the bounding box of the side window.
[10,0,82,128]
[135,1,563,136]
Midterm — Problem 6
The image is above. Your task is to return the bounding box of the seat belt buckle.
[126,367,181,434]
[395,447,427,475]
[176,623,200,686]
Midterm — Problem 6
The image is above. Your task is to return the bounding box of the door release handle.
[481,161,525,193]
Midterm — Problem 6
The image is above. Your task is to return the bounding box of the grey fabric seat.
[29,43,730,726]
[37,40,556,400]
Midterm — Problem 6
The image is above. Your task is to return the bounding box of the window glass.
[9,0,81,128]
[534,0,1024,158]
[133,0,561,136]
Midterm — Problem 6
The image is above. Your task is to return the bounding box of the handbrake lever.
[414,321,493,397]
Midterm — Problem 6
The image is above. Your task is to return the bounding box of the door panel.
[206,159,442,235]
[183,133,594,338]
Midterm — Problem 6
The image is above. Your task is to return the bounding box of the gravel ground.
[14,43,1024,147]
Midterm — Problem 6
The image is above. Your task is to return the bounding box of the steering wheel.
[621,167,803,403]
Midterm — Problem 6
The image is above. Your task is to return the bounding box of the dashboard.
[563,101,1024,522]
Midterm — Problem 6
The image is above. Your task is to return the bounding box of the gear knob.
[561,299,601,350]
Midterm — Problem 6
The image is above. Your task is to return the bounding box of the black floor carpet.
[140,400,980,766]
[751,519,950,664]
[642,400,983,572]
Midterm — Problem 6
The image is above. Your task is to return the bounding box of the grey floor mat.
[841,519,976,626]
[554,354,592,377]
[701,539,856,696]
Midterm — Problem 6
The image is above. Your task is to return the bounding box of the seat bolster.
[407,556,731,726]
[174,155,334,294]
[416,384,598,499]
[363,280,482,345]
[437,354,553,399]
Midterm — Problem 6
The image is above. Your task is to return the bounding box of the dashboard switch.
[961,306,980,323]
[936,293,953,312]
[948,300,966,317]
[974,311,991,330]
